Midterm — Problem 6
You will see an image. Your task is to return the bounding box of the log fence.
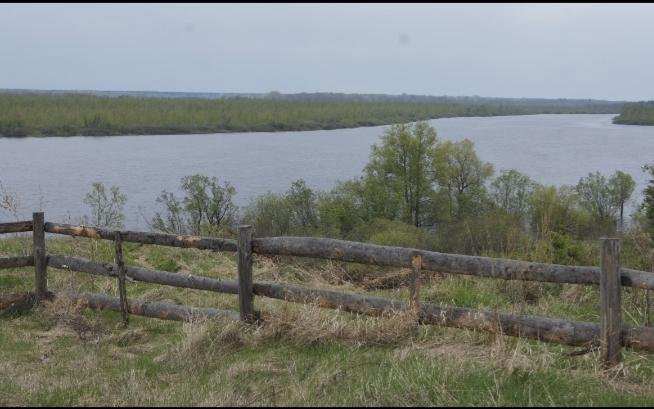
[2,212,654,367]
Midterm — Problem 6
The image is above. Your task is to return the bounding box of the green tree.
[642,164,654,232]
[242,192,291,237]
[364,121,438,227]
[434,139,494,220]
[286,179,318,232]
[315,183,367,240]
[151,191,186,235]
[152,174,236,236]
[528,185,585,238]
[490,169,537,222]
[82,182,127,229]
[575,172,617,228]
[608,170,635,231]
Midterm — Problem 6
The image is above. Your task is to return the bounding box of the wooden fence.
[2,212,654,367]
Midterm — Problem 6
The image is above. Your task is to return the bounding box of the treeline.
[62,121,654,270]
[613,101,654,125]
[0,92,623,137]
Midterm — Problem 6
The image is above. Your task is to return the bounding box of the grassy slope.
[2,236,654,406]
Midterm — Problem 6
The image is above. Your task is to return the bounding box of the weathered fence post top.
[32,212,47,302]
[114,231,129,326]
[599,237,622,367]
[237,225,256,323]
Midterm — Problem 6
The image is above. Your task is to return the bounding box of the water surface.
[0,114,652,229]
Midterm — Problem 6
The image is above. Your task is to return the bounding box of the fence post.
[238,225,256,323]
[33,212,47,302]
[114,231,129,326]
[599,238,622,367]
[409,253,422,318]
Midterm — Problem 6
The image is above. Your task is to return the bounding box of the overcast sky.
[1,3,653,100]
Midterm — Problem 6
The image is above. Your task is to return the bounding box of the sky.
[1,3,653,101]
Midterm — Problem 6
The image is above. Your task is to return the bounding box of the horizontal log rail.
[33,223,654,290]
[44,222,238,252]
[0,256,34,269]
[0,221,33,234]
[44,254,654,352]
[62,292,240,322]
[47,255,240,294]
[252,236,654,290]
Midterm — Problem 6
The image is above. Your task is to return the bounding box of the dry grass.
[172,317,249,364]
[3,236,654,405]
[40,295,104,342]
[254,301,419,347]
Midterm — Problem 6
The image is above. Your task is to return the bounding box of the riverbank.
[0,93,623,137]
[612,101,654,126]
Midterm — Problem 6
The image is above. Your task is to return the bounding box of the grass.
[2,235,654,405]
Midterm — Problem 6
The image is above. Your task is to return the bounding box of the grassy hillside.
[2,235,654,405]
[613,101,654,125]
[0,92,623,137]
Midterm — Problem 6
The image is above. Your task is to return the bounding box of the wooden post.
[409,253,422,316]
[238,225,255,323]
[114,231,129,326]
[600,238,622,367]
[32,212,47,301]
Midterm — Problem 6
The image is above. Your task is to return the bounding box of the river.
[0,114,652,229]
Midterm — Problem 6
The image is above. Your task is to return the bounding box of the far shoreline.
[0,112,622,139]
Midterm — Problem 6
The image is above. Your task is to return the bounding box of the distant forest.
[613,101,654,125]
[0,91,624,137]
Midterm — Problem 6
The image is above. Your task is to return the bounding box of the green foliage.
[152,175,236,236]
[242,192,292,237]
[363,219,426,249]
[236,122,645,261]
[575,171,617,234]
[609,170,636,230]
[314,185,367,240]
[0,93,623,137]
[613,101,654,125]
[643,164,654,233]
[241,179,319,237]
[528,185,588,238]
[286,179,319,232]
[434,139,494,220]
[82,182,127,229]
[490,169,537,223]
[364,122,438,226]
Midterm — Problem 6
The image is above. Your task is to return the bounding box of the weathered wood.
[253,281,406,315]
[32,212,47,301]
[44,222,237,252]
[238,225,256,323]
[409,253,421,314]
[115,232,129,326]
[618,268,654,290]
[62,292,240,322]
[252,236,654,290]
[47,255,239,294]
[0,221,33,234]
[43,223,654,291]
[0,256,34,269]
[252,281,654,351]
[600,238,622,367]
[41,254,654,351]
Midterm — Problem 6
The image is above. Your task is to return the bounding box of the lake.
[0,114,652,229]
